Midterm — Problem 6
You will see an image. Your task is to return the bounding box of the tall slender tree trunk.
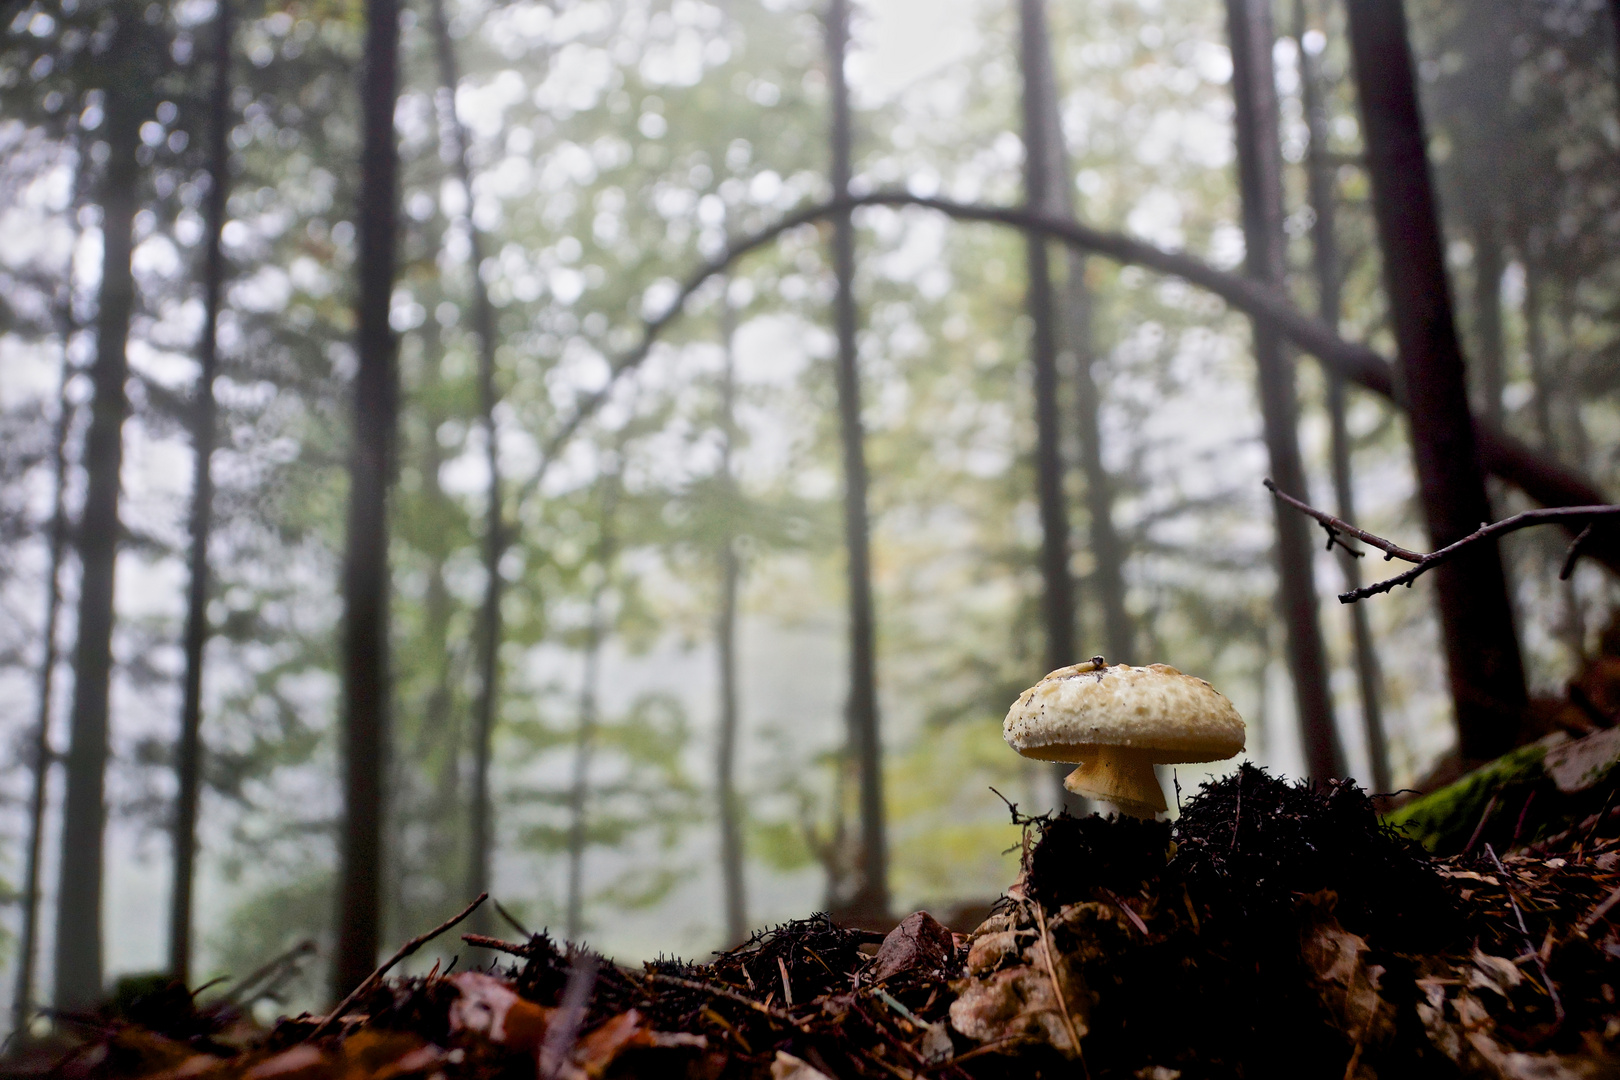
[825,0,885,919]
[1017,0,1074,682]
[428,0,503,940]
[170,0,233,983]
[715,291,746,946]
[16,321,76,1031]
[1296,1,1389,793]
[1522,259,1556,456]
[1018,0,1084,812]
[565,479,617,943]
[1342,0,1528,761]
[55,8,149,1007]
[1470,214,1506,432]
[334,0,401,999]
[1226,0,1345,780]
[1023,8,1134,671]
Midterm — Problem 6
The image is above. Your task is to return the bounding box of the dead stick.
[1578,882,1620,934]
[1265,480,1620,603]
[307,893,487,1041]
[643,972,804,1026]
[460,933,532,958]
[1030,901,1087,1075]
[1483,846,1564,1029]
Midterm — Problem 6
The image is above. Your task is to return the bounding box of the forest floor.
[12,752,1620,1080]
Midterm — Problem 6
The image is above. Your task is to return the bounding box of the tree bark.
[1342,0,1528,761]
[16,320,75,1031]
[1018,0,1087,813]
[1226,0,1345,779]
[1297,1,1389,794]
[1026,7,1134,670]
[1018,0,1074,682]
[170,0,232,983]
[825,0,886,919]
[1522,258,1555,456]
[334,0,401,999]
[428,0,503,942]
[1469,214,1506,432]
[715,290,747,946]
[54,8,148,1007]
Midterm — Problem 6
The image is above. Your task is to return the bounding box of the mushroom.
[1003,657,1246,818]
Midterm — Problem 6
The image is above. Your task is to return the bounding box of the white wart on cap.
[1003,658,1245,817]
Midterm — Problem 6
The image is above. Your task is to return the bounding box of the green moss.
[1384,742,1553,854]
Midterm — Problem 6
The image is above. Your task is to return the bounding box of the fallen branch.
[1264,480,1620,602]
[307,893,487,1041]
[504,192,1620,573]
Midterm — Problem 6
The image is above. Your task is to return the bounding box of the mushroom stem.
[1063,748,1167,818]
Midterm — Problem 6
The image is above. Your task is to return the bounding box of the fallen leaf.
[769,1051,833,1080]
[866,911,956,984]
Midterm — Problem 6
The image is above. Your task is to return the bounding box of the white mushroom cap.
[1003,660,1245,764]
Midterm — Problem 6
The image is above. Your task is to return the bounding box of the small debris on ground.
[16,760,1620,1078]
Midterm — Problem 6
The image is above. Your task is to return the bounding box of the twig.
[642,972,803,1026]
[460,933,532,958]
[1099,889,1150,937]
[1463,794,1500,856]
[493,899,531,939]
[539,955,598,1080]
[216,939,317,1006]
[1578,882,1620,934]
[1561,524,1595,580]
[1029,901,1087,1074]
[1484,845,1564,1030]
[307,893,487,1041]
[1265,479,1620,602]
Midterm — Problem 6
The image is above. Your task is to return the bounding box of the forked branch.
[1264,480,1620,602]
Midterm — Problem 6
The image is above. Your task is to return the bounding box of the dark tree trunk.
[16,328,75,1031]
[1018,0,1074,681]
[1225,0,1345,780]
[565,479,616,943]
[1469,214,1506,432]
[1342,0,1528,761]
[170,0,233,983]
[825,0,886,919]
[1297,1,1389,794]
[428,0,503,941]
[1521,259,1556,455]
[1018,0,1086,812]
[334,0,401,999]
[715,292,746,947]
[55,9,149,1007]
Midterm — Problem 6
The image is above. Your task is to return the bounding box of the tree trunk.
[825,0,886,919]
[1522,258,1555,456]
[428,0,503,941]
[334,0,401,999]
[1226,0,1345,780]
[1297,0,1389,794]
[715,290,746,946]
[55,9,148,1007]
[1018,0,1087,812]
[170,0,233,983]
[16,321,76,1031]
[1342,0,1528,761]
[1469,214,1506,432]
[1018,0,1075,682]
[565,479,617,944]
[1026,6,1134,670]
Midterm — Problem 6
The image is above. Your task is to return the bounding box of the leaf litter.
[19,764,1620,1079]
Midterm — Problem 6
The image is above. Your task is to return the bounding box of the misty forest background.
[2,0,1619,1033]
